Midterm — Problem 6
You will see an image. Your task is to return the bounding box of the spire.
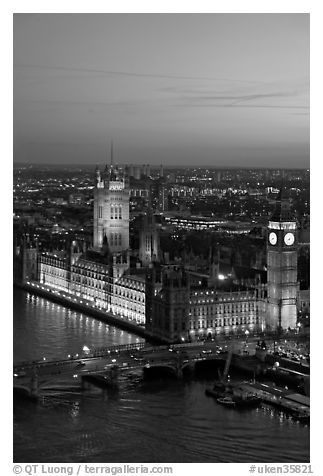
[95,164,101,182]
[271,187,294,222]
[110,140,114,167]
[104,163,109,176]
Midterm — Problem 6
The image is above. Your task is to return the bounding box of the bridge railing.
[13,350,227,380]
[13,341,147,370]
[15,333,289,371]
[14,341,206,370]
[90,341,146,355]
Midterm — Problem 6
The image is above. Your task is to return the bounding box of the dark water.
[13,288,310,463]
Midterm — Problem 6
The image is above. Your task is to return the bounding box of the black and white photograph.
[12,11,311,467]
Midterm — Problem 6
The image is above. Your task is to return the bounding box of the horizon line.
[13,162,309,171]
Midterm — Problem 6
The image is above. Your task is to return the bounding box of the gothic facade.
[146,266,267,342]
[93,154,129,252]
[15,169,305,342]
[267,191,298,330]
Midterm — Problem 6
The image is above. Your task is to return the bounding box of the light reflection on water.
[14,289,142,362]
[13,288,310,463]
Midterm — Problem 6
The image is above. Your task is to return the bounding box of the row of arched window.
[189,315,259,329]
[190,301,257,316]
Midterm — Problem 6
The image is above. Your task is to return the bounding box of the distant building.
[129,177,150,200]
[69,194,85,206]
[298,215,310,245]
[126,163,151,179]
[163,213,252,234]
[149,178,168,212]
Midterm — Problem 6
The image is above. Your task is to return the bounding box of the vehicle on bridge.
[14,371,26,378]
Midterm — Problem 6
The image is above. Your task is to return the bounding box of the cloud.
[176,103,309,110]
[13,63,268,84]
[14,98,142,107]
[172,85,308,110]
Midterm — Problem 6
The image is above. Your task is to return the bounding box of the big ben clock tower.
[267,190,298,331]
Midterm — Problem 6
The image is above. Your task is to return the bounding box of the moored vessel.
[216,393,261,409]
[216,396,236,407]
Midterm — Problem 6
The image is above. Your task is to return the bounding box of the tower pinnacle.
[271,188,293,222]
[110,140,114,167]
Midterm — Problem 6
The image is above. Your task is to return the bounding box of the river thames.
[13,288,310,463]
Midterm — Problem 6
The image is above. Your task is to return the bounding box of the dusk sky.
[13,13,309,168]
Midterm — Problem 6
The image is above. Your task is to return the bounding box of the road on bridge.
[13,336,260,385]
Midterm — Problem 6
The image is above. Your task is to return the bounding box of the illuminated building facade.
[93,148,129,252]
[163,214,251,234]
[188,288,265,339]
[39,252,69,291]
[267,191,298,330]
[146,266,266,342]
[110,274,146,323]
[37,158,146,324]
[38,250,146,324]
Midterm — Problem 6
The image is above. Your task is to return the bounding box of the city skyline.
[13,13,309,168]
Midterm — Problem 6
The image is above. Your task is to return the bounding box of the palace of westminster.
[14,159,310,343]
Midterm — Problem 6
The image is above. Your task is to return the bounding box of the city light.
[12,15,310,465]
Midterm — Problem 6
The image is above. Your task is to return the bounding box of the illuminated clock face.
[269,232,277,245]
[284,232,295,246]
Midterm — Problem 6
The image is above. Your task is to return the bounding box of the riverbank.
[15,281,170,345]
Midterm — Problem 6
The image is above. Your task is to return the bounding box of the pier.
[237,382,310,419]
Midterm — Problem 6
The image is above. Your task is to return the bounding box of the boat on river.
[216,396,236,407]
[216,394,261,409]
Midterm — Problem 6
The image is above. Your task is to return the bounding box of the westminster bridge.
[14,333,308,401]
[13,340,246,400]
